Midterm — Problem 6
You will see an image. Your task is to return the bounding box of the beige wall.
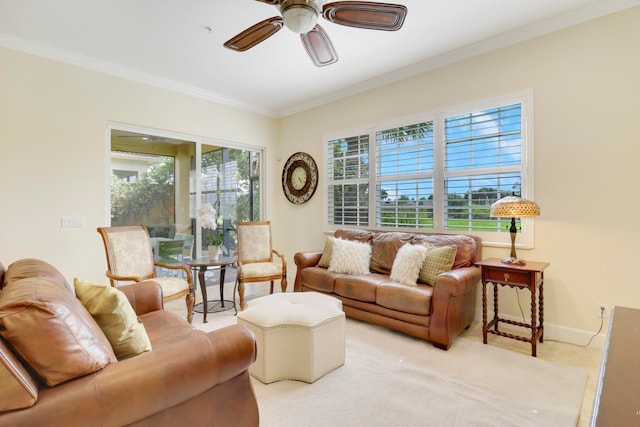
[0,47,280,283]
[2,7,639,343]
[277,7,640,343]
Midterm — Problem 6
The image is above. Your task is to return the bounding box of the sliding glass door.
[109,127,262,258]
[198,144,261,256]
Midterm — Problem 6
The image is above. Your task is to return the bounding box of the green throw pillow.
[317,236,335,268]
[74,278,152,360]
[418,242,457,285]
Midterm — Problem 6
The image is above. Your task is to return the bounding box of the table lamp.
[490,194,540,265]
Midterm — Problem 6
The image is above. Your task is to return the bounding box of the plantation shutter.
[444,103,523,231]
[327,134,370,226]
[375,122,434,228]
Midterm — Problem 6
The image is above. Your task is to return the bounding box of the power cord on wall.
[515,289,604,348]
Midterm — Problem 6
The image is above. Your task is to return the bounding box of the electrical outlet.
[596,304,609,318]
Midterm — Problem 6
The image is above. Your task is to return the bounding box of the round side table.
[187,256,237,323]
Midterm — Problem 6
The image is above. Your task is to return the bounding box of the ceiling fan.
[223,0,408,67]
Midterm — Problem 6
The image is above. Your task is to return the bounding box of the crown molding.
[2,0,638,119]
[0,34,278,118]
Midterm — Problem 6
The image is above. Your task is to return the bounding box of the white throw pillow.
[390,243,428,285]
[328,238,372,275]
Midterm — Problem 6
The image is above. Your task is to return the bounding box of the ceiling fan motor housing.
[279,0,320,33]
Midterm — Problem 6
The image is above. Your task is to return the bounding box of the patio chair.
[155,239,185,277]
[97,225,195,323]
[174,232,195,260]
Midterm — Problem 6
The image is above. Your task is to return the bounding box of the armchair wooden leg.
[238,281,245,311]
[269,281,274,294]
[186,292,195,324]
[281,277,287,293]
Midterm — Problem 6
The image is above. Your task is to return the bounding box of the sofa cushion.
[334,274,388,302]
[328,238,371,275]
[300,267,341,293]
[137,310,198,348]
[317,236,335,268]
[418,242,457,285]
[376,281,433,316]
[369,232,413,274]
[74,278,152,360]
[0,337,38,412]
[0,277,117,386]
[3,258,73,293]
[334,229,375,244]
[390,244,428,285]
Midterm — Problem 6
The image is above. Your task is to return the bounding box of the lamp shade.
[490,195,540,218]
[282,4,318,33]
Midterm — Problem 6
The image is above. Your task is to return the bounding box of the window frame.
[323,90,535,248]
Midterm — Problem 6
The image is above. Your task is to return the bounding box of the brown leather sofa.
[0,259,259,427]
[294,229,482,350]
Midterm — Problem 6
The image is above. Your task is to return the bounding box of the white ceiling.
[1,0,637,117]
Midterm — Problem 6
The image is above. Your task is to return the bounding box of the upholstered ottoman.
[236,292,345,384]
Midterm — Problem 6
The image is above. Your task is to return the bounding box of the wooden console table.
[476,258,549,357]
[590,306,640,426]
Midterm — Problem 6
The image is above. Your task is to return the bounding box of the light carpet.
[251,319,587,427]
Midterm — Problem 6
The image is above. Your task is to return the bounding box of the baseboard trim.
[473,309,607,349]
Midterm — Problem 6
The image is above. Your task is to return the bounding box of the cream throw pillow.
[74,278,152,360]
[317,236,335,268]
[390,244,428,285]
[418,242,457,285]
[328,238,371,275]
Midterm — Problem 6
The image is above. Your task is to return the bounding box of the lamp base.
[501,256,526,266]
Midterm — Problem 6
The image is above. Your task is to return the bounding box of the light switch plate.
[61,216,86,228]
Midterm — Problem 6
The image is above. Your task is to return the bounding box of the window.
[325,91,534,246]
[327,134,369,226]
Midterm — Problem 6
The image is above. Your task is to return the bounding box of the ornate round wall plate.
[282,152,318,204]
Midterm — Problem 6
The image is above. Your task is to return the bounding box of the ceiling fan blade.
[301,25,338,67]
[224,16,284,52]
[322,1,407,31]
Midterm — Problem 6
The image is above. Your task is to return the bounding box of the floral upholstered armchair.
[235,221,287,310]
[97,225,195,323]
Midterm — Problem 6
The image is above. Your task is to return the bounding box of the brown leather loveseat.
[0,259,259,427]
[294,229,481,350]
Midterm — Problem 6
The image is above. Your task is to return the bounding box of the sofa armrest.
[97,324,257,426]
[119,280,164,315]
[0,325,257,427]
[294,251,322,292]
[429,266,481,350]
[433,267,480,297]
[294,251,322,269]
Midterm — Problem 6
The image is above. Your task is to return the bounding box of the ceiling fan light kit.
[280,0,320,34]
[224,0,407,67]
